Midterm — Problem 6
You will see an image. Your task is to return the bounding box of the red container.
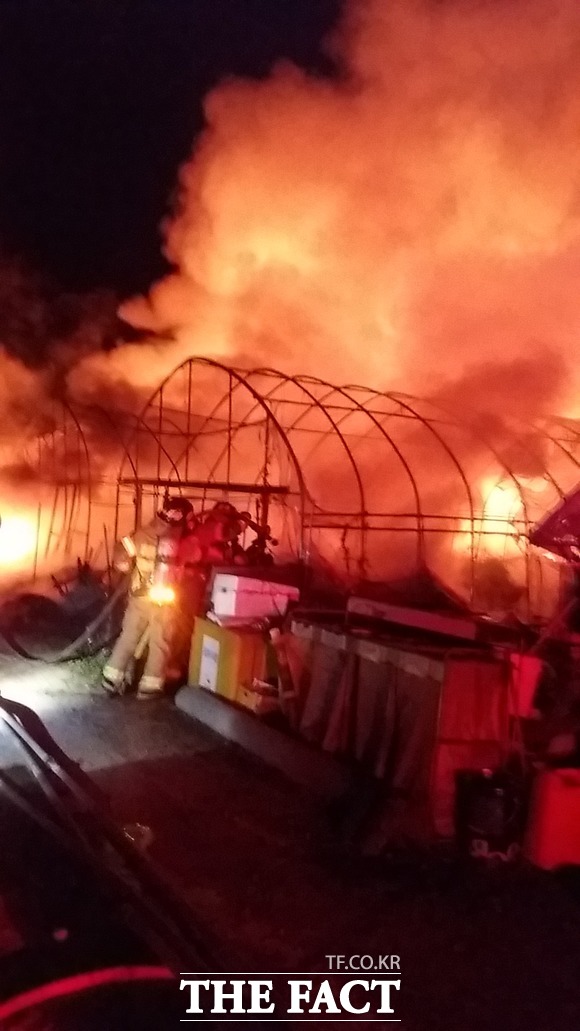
[525,768,580,870]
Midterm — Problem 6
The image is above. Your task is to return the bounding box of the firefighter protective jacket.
[116,520,182,596]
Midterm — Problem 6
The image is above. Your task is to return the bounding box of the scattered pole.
[103,522,112,588]
[32,502,42,582]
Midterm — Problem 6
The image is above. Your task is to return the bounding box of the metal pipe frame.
[12,357,580,622]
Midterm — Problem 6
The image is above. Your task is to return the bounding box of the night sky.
[0,0,342,297]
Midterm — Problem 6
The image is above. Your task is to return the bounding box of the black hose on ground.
[0,576,129,664]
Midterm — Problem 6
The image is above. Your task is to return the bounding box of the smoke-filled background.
[1,0,580,609]
[2,0,579,428]
[87,0,580,419]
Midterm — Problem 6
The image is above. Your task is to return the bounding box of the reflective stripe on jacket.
[120,521,188,595]
[121,524,160,595]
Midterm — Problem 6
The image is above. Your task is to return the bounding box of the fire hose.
[3,530,180,665]
[1,508,276,665]
[0,574,130,664]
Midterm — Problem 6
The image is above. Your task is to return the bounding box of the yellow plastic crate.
[188,617,268,702]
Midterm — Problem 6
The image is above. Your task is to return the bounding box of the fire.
[2,0,580,621]
[67,0,580,619]
[482,480,523,525]
[453,473,549,558]
[453,478,524,560]
[478,480,524,557]
[101,0,580,420]
[0,511,39,568]
[148,584,176,606]
[71,0,580,454]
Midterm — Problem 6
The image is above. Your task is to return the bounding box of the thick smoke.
[98,0,580,421]
[5,0,580,603]
[0,255,119,436]
[0,255,122,581]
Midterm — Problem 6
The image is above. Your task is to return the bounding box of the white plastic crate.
[210,573,299,619]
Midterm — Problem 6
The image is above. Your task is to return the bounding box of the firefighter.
[161,502,249,679]
[101,496,194,699]
[196,502,248,566]
[238,511,276,566]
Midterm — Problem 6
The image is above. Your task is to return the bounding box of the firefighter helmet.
[158,496,194,525]
[210,501,238,518]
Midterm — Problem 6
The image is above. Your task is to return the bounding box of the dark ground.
[2,655,580,1030]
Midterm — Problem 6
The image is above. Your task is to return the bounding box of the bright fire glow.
[482,480,523,524]
[148,584,176,606]
[454,478,524,559]
[0,512,39,567]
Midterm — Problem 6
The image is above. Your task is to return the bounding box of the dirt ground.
[2,653,580,1031]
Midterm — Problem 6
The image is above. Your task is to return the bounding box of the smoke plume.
[5,0,580,603]
[101,0,580,420]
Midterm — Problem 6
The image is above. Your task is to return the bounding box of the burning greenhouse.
[2,0,580,626]
[1,355,580,630]
[4,4,580,1026]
